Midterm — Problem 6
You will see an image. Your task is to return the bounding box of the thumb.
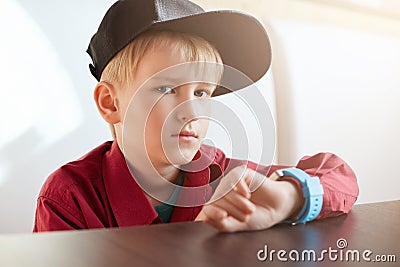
[233,178,251,199]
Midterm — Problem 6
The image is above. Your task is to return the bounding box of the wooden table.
[1,201,399,266]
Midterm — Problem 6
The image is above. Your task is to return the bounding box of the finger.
[243,168,267,193]
[201,204,228,222]
[225,190,256,214]
[233,178,251,199]
[206,215,246,233]
[213,166,246,198]
[213,197,253,222]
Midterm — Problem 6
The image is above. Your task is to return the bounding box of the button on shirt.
[33,141,359,232]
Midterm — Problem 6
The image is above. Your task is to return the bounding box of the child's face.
[119,43,218,168]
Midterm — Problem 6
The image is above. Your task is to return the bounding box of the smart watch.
[270,168,324,224]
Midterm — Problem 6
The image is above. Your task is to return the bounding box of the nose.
[175,99,197,124]
[174,83,213,124]
[175,85,199,123]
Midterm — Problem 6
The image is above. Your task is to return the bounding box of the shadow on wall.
[0,0,114,233]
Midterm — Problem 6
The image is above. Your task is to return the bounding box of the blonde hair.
[100,30,223,139]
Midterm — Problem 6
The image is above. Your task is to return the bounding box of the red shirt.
[33,141,359,232]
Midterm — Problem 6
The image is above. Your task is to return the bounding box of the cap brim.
[152,10,271,96]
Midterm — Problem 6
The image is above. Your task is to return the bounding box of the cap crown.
[87,0,204,81]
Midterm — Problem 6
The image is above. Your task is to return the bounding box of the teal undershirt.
[154,172,184,223]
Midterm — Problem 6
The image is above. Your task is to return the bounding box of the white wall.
[0,0,115,233]
[269,19,400,204]
[198,0,400,204]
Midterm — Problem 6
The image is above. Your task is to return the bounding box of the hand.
[195,166,303,232]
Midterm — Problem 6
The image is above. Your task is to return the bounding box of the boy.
[34,0,358,232]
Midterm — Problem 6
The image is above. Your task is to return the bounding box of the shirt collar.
[102,141,223,226]
[102,141,157,227]
[181,144,223,186]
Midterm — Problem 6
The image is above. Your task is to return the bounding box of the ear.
[94,81,121,124]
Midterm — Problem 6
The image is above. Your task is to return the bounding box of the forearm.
[201,152,359,232]
[246,152,359,220]
[290,152,359,219]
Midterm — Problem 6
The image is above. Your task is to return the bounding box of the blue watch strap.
[275,168,324,224]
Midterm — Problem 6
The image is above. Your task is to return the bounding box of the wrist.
[270,168,324,224]
[279,178,304,220]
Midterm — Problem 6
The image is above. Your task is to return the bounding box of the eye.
[194,89,211,98]
[156,86,175,94]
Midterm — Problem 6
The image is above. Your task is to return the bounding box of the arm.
[33,196,86,232]
[293,152,359,219]
[196,166,303,232]
[247,152,359,219]
[196,152,359,232]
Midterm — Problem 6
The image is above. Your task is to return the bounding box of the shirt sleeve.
[33,196,86,232]
[244,152,359,220]
[224,150,359,219]
[293,152,359,219]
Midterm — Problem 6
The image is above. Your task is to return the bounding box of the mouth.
[171,130,198,142]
